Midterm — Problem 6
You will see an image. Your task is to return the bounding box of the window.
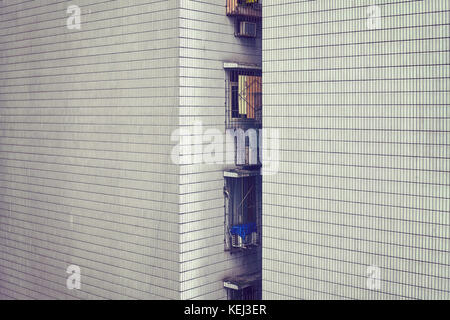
[229,176,256,226]
[228,72,261,120]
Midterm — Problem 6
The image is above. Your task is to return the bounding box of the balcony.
[224,64,262,130]
[226,0,262,20]
[224,170,261,251]
[224,272,261,299]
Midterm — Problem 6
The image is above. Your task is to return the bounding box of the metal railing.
[224,175,262,251]
[225,78,262,130]
[226,0,262,18]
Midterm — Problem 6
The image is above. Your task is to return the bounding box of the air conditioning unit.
[238,21,257,38]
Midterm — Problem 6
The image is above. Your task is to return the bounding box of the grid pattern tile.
[0,0,181,300]
[262,0,450,299]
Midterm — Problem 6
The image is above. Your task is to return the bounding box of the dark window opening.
[224,173,261,250]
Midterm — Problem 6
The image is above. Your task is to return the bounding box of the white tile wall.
[0,0,181,300]
[262,0,450,299]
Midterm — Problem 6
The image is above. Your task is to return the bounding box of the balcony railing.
[225,76,262,130]
[226,0,262,19]
[224,272,261,300]
[224,172,261,251]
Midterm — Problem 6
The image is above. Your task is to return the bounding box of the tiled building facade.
[262,0,449,299]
